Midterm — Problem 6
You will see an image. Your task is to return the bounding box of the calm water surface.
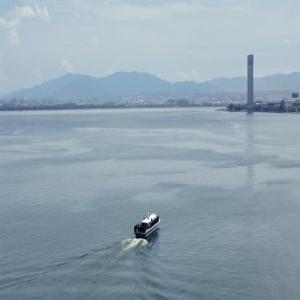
[0,108,300,299]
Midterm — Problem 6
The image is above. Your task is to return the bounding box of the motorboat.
[134,213,160,239]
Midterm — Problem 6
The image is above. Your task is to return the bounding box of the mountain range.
[2,71,300,103]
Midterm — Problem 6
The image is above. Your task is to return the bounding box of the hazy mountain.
[2,73,96,101]
[2,71,300,103]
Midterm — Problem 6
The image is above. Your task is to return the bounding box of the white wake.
[121,238,148,252]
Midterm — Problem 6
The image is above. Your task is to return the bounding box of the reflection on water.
[245,114,255,195]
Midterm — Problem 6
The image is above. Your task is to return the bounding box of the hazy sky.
[0,0,299,93]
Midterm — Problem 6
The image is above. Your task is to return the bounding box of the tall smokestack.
[247,54,254,113]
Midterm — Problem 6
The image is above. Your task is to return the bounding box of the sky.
[0,0,299,93]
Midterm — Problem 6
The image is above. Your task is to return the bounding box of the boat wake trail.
[121,238,148,252]
[0,238,149,290]
[111,238,149,262]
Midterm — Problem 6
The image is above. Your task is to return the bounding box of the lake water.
[0,108,300,299]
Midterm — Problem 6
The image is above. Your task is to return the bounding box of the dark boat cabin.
[134,213,160,238]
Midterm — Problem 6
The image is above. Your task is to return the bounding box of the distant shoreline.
[227,102,300,113]
[0,103,225,112]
